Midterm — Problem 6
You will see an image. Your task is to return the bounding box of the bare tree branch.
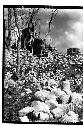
[28,8,39,25]
[45,9,58,37]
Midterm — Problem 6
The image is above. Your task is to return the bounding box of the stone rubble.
[19,82,83,122]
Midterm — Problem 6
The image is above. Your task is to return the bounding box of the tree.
[45,9,58,37]
[6,8,58,79]
[13,8,40,78]
[5,8,12,51]
[13,8,21,79]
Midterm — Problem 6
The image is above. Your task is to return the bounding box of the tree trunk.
[13,8,21,79]
[8,8,11,51]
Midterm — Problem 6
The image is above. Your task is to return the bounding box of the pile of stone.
[19,78,83,122]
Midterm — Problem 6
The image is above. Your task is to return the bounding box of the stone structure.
[67,48,80,56]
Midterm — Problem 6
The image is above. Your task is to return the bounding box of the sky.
[4,8,83,54]
[35,8,83,54]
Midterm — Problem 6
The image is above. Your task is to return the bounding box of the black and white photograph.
[2,5,83,123]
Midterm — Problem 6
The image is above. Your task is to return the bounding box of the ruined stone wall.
[67,48,81,56]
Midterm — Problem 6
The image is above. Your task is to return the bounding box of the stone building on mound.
[67,48,81,56]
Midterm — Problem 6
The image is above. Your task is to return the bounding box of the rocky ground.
[18,82,83,123]
[4,49,83,123]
